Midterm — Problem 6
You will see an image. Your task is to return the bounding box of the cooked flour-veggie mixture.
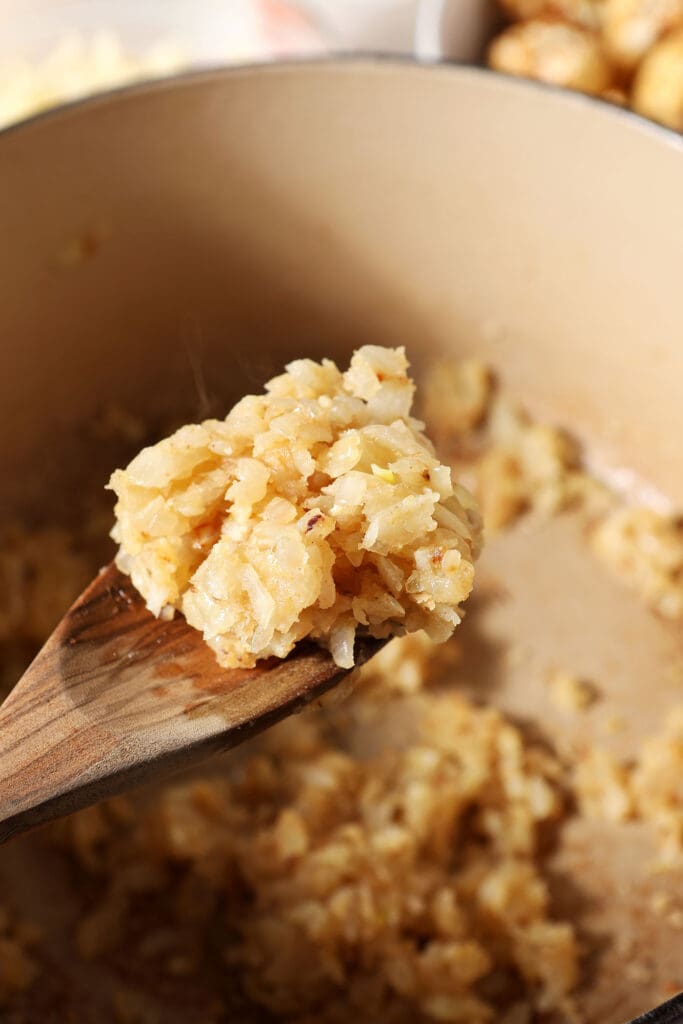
[110,347,481,669]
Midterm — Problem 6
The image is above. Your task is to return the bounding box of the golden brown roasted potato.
[600,0,683,72]
[488,18,614,94]
[632,26,683,128]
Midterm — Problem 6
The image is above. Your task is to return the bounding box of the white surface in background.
[0,0,492,65]
[0,0,323,63]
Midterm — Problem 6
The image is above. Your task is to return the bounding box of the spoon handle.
[0,564,381,844]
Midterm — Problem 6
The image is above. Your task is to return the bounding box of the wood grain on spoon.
[0,563,383,845]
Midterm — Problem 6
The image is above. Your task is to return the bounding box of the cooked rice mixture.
[575,708,683,864]
[48,686,577,1023]
[422,358,611,535]
[590,507,683,619]
[110,347,482,669]
[3,353,683,1021]
[548,671,599,713]
[424,357,683,619]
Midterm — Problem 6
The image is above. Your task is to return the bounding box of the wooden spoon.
[0,563,383,845]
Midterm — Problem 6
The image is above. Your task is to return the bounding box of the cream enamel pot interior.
[1,61,683,1023]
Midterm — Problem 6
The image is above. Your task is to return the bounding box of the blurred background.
[0,0,681,133]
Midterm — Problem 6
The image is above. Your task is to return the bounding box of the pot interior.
[1,62,682,1022]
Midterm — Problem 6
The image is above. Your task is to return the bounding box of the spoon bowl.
[0,563,382,844]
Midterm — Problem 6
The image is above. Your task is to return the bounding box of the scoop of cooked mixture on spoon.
[110,346,482,669]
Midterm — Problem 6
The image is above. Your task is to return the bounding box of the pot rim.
[0,53,682,155]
